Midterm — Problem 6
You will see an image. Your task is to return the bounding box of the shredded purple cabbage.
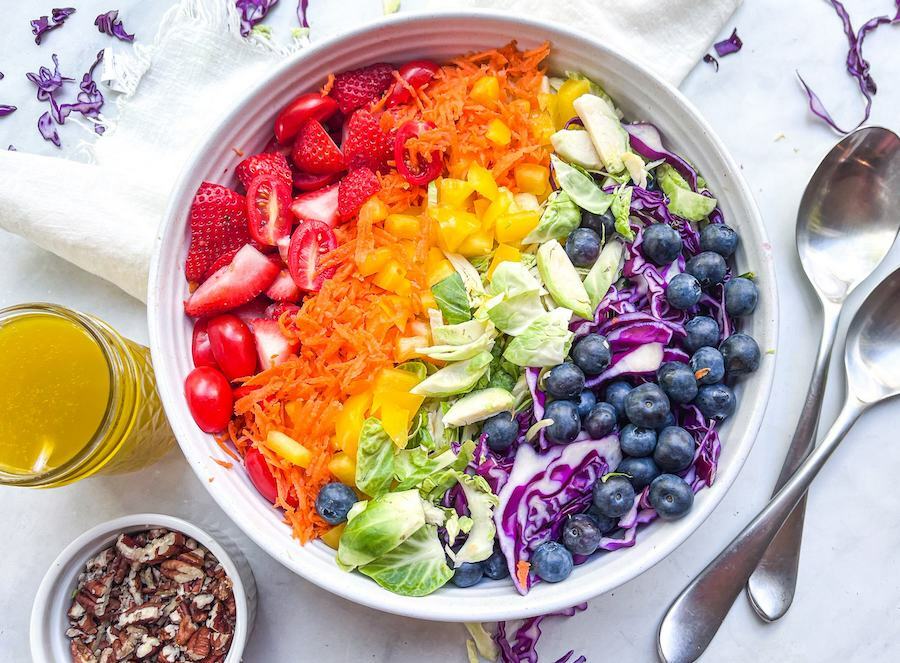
[26,54,74,102]
[31,7,76,45]
[703,53,719,71]
[7,145,15,151]
[95,10,135,42]
[495,604,587,663]
[0,106,16,117]
[297,0,310,28]
[713,28,743,57]
[38,112,61,147]
[798,0,900,133]
[624,123,699,190]
[28,51,106,146]
[236,0,280,36]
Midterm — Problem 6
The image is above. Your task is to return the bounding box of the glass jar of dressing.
[0,303,174,487]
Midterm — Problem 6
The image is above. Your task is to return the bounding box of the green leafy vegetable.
[337,490,425,570]
[584,238,624,309]
[394,440,473,491]
[465,623,500,662]
[550,129,603,170]
[484,262,546,335]
[503,307,575,367]
[358,524,453,596]
[355,418,396,498]
[551,154,614,214]
[431,273,471,325]
[572,93,629,174]
[536,240,593,320]
[442,388,515,427]
[522,190,581,245]
[611,185,634,240]
[658,164,717,221]
[448,473,498,565]
[444,251,486,302]
[411,351,493,397]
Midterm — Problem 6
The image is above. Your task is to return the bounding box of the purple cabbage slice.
[703,54,719,71]
[297,0,310,28]
[38,112,61,147]
[713,28,743,57]
[624,123,699,190]
[31,7,76,45]
[495,604,587,663]
[95,10,135,42]
[0,106,16,117]
[26,54,74,102]
[235,0,280,36]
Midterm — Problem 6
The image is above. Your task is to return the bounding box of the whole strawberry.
[338,167,381,220]
[342,109,392,172]
[291,120,345,175]
[185,182,253,283]
[330,63,394,114]
[235,152,292,191]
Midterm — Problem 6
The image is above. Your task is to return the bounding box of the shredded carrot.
[212,458,234,470]
[516,560,531,589]
[320,73,335,96]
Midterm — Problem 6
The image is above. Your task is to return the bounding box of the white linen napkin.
[0,0,740,302]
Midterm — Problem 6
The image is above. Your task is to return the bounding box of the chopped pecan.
[135,634,162,659]
[117,531,185,564]
[70,640,98,663]
[75,573,115,617]
[160,558,204,584]
[157,644,180,663]
[117,603,163,627]
[184,627,212,661]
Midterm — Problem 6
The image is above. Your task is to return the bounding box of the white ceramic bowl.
[30,513,257,662]
[148,11,777,622]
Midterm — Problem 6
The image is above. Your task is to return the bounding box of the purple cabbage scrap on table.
[95,9,135,42]
[703,27,743,71]
[31,7,77,45]
[235,0,280,36]
[495,604,588,663]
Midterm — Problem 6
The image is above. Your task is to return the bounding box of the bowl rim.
[148,8,778,622]
[30,513,252,662]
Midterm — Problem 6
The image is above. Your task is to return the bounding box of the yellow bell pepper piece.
[334,392,372,456]
[320,523,345,550]
[396,335,428,362]
[327,452,357,487]
[359,197,390,224]
[514,163,550,196]
[555,77,591,129]
[264,431,311,468]
[436,208,481,252]
[470,75,500,105]
[473,197,491,219]
[487,243,522,279]
[457,230,494,257]
[439,178,475,207]
[467,163,499,201]
[481,189,515,230]
[385,214,422,240]
[373,260,411,295]
[418,290,437,311]
[495,210,540,244]
[372,367,422,399]
[357,247,392,277]
[381,405,411,448]
[532,111,556,144]
[486,119,512,146]
[427,258,456,287]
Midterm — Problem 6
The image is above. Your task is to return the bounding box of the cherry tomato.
[274,93,340,144]
[184,366,233,433]
[287,221,337,292]
[191,319,217,369]
[386,60,440,107]
[292,170,340,192]
[206,314,257,380]
[394,120,442,186]
[246,175,292,247]
[244,447,278,503]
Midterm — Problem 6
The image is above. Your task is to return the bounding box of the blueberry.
[685,251,727,288]
[481,412,519,452]
[584,402,618,438]
[724,277,758,316]
[481,549,509,580]
[581,208,616,242]
[452,562,484,588]
[616,456,661,490]
[645,175,659,192]
[654,426,695,472]
[700,223,738,258]
[655,411,677,430]
[562,513,603,556]
[531,541,574,583]
[666,273,702,310]
[656,361,699,404]
[571,333,611,376]
[592,476,635,518]
[585,507,618,534]
[620,424,657,457]
[544,362,585,400]
[643,223,683,266]
[719,333,761,376]
[604,381,633,421]
[684,316,720,353]
[649,474,694,520]
[690,347,725,385]
[623,383,671,429]
[575,390,597,420]
[566,228,602,267]
[694,383,737,420]
[315,483,358,525]
[544,400,581,444]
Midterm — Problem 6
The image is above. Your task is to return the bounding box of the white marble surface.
[2,0,900,661]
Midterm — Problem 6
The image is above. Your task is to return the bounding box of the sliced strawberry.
[250,318,299,370]
[230,297,270,325]
[287,221,337,292]
[342,109,392,172]
[184,245,280,318]
[185,182,253,283]
[330,63,394,113]
[265,302,301,319]
[293,170,340,192]
[201,247,241,282]
[338,167,381,220]
[290,182,340,226]
[291,120,344,175]
[236,152,292,191]
[262,135,293,158]
[266,268,302,302]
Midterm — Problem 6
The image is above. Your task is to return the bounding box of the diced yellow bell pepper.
[427,258,456,287]
[285,401,302,428]
[467,163,499,201]
[555,77,591,129]
[372,367,422,398]
[418,290,437,311]
[359,197,390,224]
[486,119,512,146]
[487,243,522,279]
[320,523,345,550]
[439,178,475,207]
[396,335,428,362]
[328,451,358,487]
[377,294,411,331]
[481,189,515,231]
[373,260,411,295]
[514,163,550,196]
[334,392,372,456]
[513,192,540,211]
[532,111,556,144]
[457,230,494,257]
[381,405,411,448]
[357,247,392,277]
[538,92,556,114]
[470,76,500,105]
[426,246,445,269]
[436,209,481,252]
[495,210,540,244]
[264,431,311,468]
[385,214,422,240]
[473,197,491,219]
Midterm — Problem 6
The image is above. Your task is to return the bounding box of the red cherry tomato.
[244,447,278,503]
[274,93,340,144]
[191,319,217,368]
[394,120,443,186]
[184,366,233,433]
[292,170,340,192]
[287,221,337,292]
[206,314,257,380]
[246,174,292,247]
[386,60,440,107]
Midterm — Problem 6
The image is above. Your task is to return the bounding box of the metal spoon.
[748,126,900,621]
[657,265,900,663]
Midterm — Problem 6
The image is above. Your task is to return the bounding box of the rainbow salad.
[180,42,761,597]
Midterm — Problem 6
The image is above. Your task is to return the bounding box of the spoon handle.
[746,299,842,621]
[657,395,865,663]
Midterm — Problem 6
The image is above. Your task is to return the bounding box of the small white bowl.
[30,513,257,663]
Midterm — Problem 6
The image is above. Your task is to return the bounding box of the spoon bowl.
[846,268,900,403]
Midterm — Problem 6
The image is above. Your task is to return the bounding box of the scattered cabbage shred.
[94,10,136,42]
[30,7,76,45]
